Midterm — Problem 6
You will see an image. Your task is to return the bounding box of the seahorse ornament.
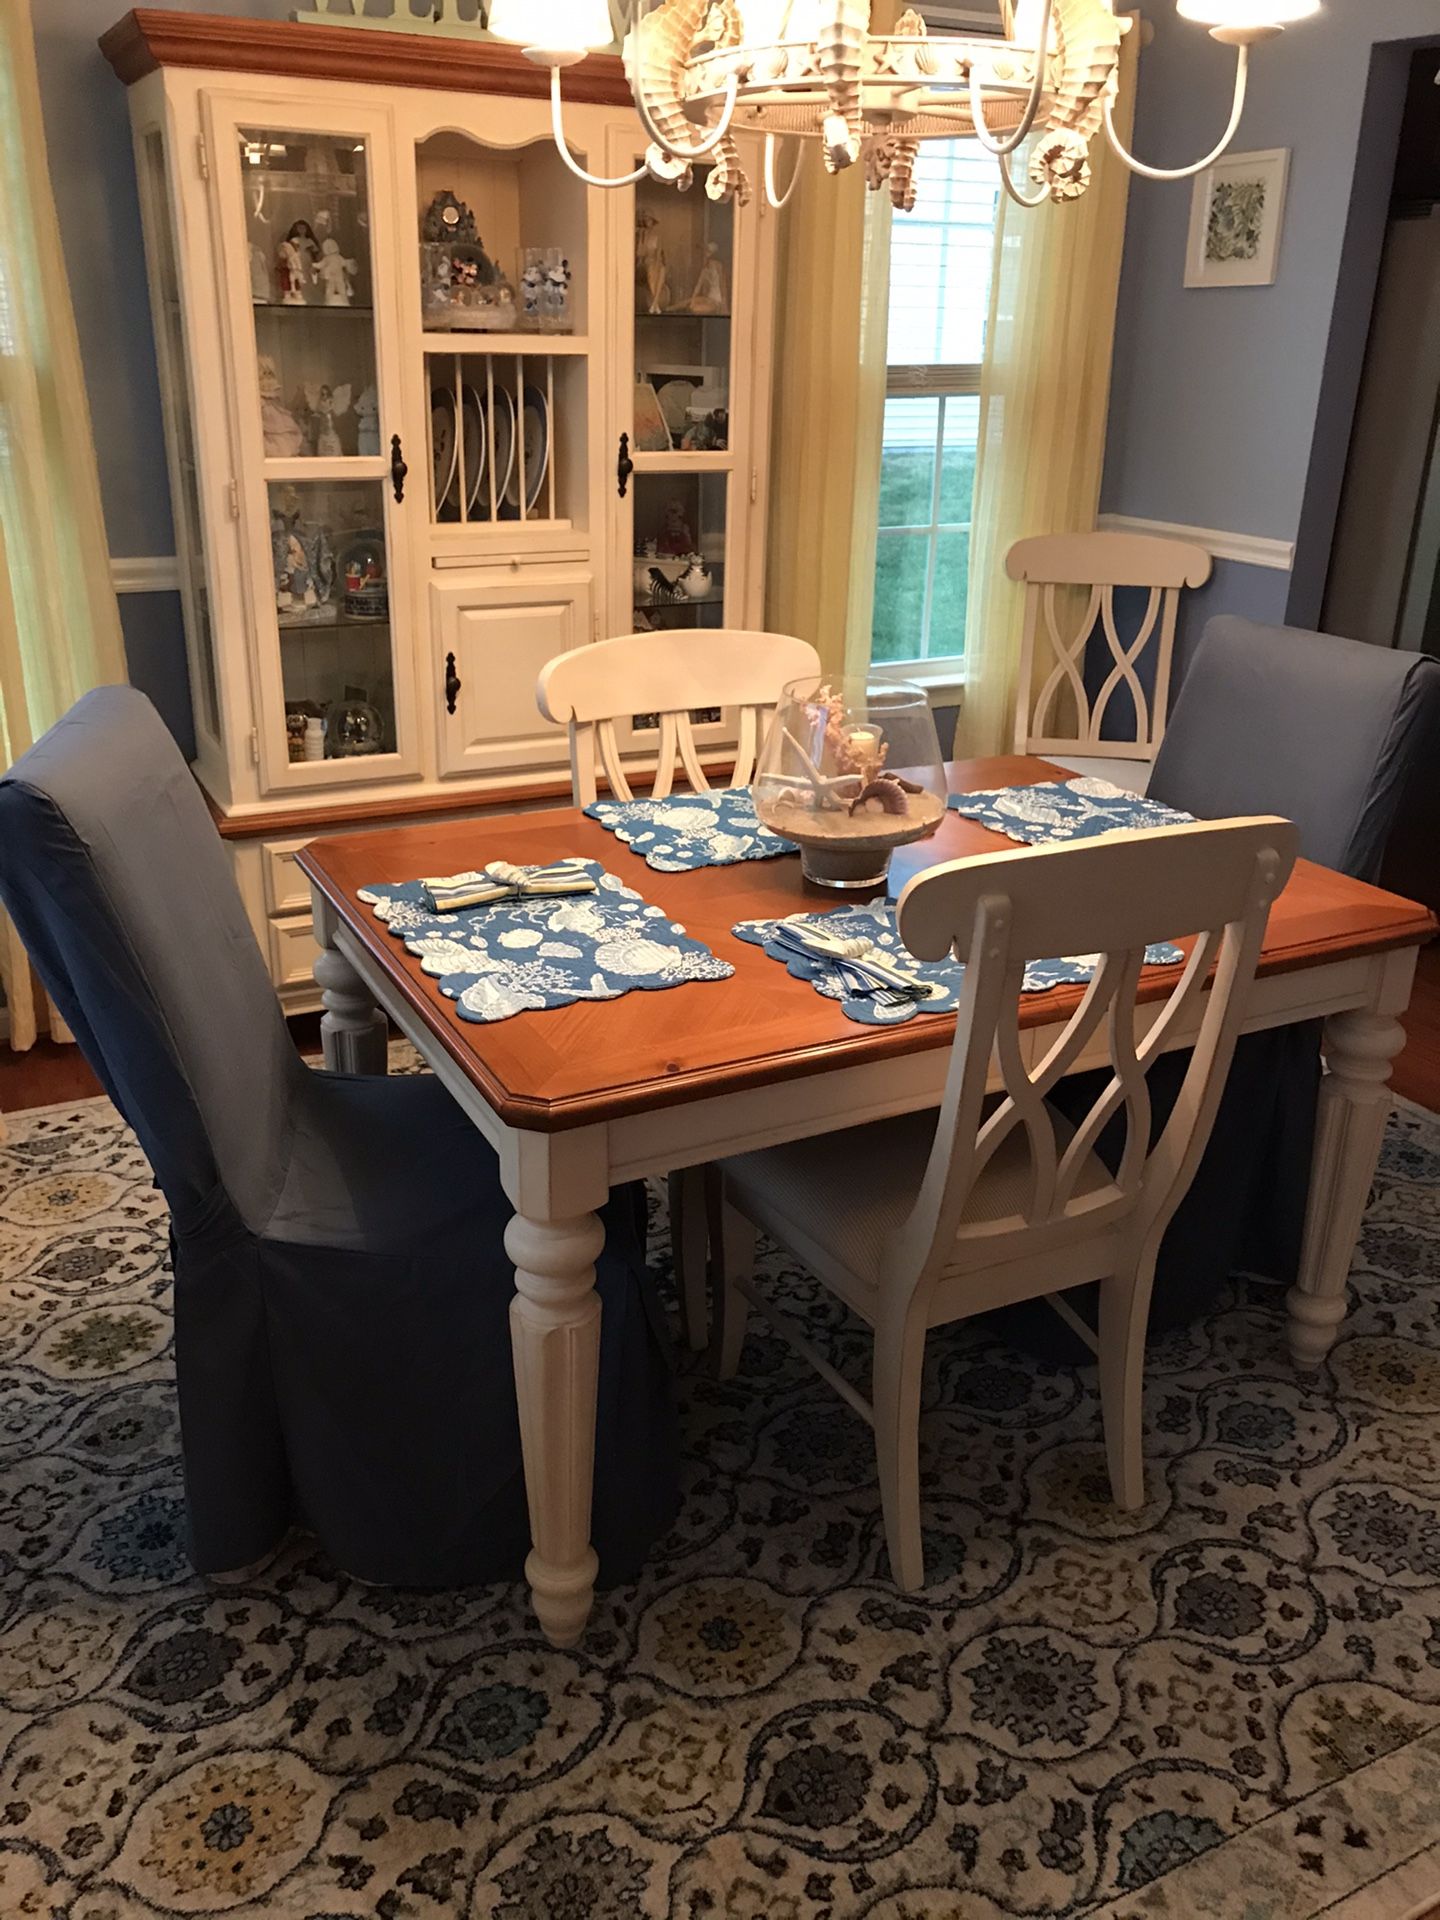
[632,0,751,200]
[814,0,869,171]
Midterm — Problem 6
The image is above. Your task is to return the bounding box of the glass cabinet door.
[609,128,763,642]
[213,99,418,789]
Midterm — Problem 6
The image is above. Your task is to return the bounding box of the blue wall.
[32,0,286,753]
[1103,2,1440,668]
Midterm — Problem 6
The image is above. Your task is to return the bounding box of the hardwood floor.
[3,951,1439,1119]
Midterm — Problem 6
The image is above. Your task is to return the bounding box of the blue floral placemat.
[735,902,1184,1027]
[584,788,795,872]
[949,775,1195,846]
[359,860,733,1024]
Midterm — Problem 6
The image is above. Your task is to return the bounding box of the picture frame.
[1184,147,1291,290]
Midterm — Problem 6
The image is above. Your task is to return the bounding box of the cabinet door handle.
[617,431,634,499]
[444,651,462,716]
[390,434,408,504]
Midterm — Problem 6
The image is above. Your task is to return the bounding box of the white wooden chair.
[1009,532,1213,792]
[717,816,1297,1589]
[537,627,822,1350]
[536,628,823,810]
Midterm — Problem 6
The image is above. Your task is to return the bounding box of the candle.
[847,726,879,757]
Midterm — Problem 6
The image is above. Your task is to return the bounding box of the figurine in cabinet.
[275,236,309,304]
[249,242,271,304]
[657,498,696,556]
[636,211,670,315]
[355,385,380,457]
[317,236,358,306]
[311,383,348,458]
[285,219,321,277]
[520,259,544,325]
[258,354,305,456]
[687,241,729,315]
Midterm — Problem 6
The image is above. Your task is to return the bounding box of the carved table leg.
[1287,1007,1406,1369]
[312,898,388,1076]
[505,1210,606,1647]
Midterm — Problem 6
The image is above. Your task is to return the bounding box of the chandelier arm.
[997,148,1051,209]
[549,67,650,188]
[763,134,805,211]
[967,0,1056,159]
[630,66,741,162]
[1101,42,1250,181]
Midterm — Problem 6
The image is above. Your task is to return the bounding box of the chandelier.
[485,0,1320,211]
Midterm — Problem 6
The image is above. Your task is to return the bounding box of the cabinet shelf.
[277,614,391,635]
[254,301,375,316]
[420,332,589,356]
[637,310,732,322]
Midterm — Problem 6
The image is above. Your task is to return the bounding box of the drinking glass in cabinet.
[632,473,727,632]
[270,479,396,764]
[241,128,378,460]
[633,166,733,451]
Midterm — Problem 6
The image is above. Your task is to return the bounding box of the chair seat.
[1055,755,1152,793]
[722,1108,1114,1292]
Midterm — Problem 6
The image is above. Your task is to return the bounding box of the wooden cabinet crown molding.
[99,9,632,104]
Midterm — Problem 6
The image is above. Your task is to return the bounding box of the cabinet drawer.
[268,914,322,992]
[262,837,315,917]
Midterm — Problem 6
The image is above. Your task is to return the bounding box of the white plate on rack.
[504,384,550,514]
[480,385,516,520]
[656,379,693,441]
[430,385,458,517]
[460,386,487,516]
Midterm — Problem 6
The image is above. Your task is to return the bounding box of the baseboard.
[1096,513,1295,573]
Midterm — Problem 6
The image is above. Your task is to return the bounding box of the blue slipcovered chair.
[1028,617,1440,1350]
[1149,616,1440,881]
[0,688,678,1585]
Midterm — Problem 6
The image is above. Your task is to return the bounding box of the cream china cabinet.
[103,11,777,1005]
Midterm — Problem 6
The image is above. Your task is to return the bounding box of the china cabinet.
[103,10,778,1006]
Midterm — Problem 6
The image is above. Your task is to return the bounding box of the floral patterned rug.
[0,1070,1437,1919]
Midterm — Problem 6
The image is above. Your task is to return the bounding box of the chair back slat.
[537,630,822,807]
[890,818,1297,1291]
[1009,533,1212,764]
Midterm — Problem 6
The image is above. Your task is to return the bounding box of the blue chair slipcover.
[0,688,678,1585]
[1026,618,1440,1351]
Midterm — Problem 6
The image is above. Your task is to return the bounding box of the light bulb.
[1176,0,1320,26]
[487,0,615,52]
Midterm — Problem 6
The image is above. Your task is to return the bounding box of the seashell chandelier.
[485,0,1320,211]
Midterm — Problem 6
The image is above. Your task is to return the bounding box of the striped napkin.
[421,859,597,914]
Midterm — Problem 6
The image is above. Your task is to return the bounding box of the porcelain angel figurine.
[636,211,670,316]
[317,236,358,306]
[310,383,352,458]
[354,385,380,457]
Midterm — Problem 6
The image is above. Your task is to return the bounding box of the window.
[871,141,1000,673]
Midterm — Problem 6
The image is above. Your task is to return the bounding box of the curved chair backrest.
[1149,615,1440,882]
[891,817,1297,1292]
[537,628,822,807]
[0,688,301,1234]
[1008,532,1213,765]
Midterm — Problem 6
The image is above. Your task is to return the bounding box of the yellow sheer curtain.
[765,4,896,684]
[0,0,128,1049]
[958,29,1140,757]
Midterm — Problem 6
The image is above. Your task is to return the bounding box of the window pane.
[928,528,971,661]
[938,395,980,527]
[886,143,1000,368]
[872,532,930,664]
[878,398,938,529]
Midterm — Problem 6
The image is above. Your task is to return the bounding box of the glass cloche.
[754,676,947,889]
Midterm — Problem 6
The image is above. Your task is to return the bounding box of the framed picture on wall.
[1184,148,1291,289]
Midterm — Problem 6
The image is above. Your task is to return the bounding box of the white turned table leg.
[1287,1006,1406,1369]
[505,1210,606,1647]
[310,891,388,1076]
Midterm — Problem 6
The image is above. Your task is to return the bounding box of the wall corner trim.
[111,555,182,595]
[1096,514,1296,573]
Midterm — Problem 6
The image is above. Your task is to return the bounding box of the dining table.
[298,754,1436,1648]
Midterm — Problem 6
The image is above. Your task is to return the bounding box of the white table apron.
[310,885,1420,1648]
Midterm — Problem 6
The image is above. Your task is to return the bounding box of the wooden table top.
[298,756,1437,1133]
